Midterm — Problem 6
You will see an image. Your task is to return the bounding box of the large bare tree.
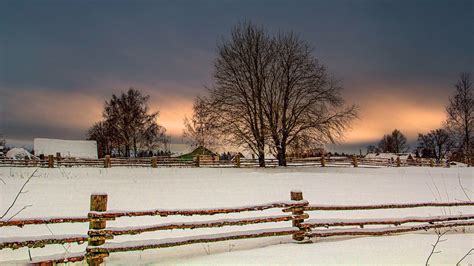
[206,23,356,166]
[263,33,357,166]
[208,23,273,167]
[445,73,473,163]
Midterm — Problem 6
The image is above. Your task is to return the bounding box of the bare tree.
[378,129,408,153]
[88,88,167,157]
[366,144,379,154]
[418,129,454,161]
[0,134,5,147]
[378,134,394,153]
[207,23,273,167]
[183,97,219,150]
[391,129,409,153]
[263,33,357,166]
[0,134,5,156]
[446,72,473,163]
[139,121,168,154]
[87,121,116,158]
[205,23,356,166]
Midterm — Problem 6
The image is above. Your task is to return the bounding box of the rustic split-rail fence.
[0,154,451,168]
[1,191,473,265]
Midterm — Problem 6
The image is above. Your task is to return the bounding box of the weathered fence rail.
[0,216,88,227]
[0,156,454,168]
[1,191,473,265]
[305,221,474,238]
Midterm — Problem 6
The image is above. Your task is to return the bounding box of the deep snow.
[0,166,473,265]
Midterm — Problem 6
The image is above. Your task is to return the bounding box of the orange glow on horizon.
[150,98,194,138]
[9,86,446,145]
[343,95,445,144]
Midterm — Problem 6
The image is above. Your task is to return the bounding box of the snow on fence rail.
[0,155,452,168]
[306,221,474,238]
[0,216,88,227]
[1,191,473,265]
[0,234,88,249]
[88,201,308,219]
[300,201,474,211]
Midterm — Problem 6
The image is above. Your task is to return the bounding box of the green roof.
[178,146,216,160]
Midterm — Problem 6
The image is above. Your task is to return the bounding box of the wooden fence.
[1,191,473,265]
[0,155,451,169]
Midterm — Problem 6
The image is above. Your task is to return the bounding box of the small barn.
[34,138,98,159]
[178,146,217,160]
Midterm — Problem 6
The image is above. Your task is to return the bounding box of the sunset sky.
[1,0,472,153]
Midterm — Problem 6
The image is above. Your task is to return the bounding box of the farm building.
[33,138,98,159]
[178,146,217,160]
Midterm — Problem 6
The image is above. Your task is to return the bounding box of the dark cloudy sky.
[0,0,472,152]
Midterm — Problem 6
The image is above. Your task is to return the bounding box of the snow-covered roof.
[6,148,35,160]
[34,138,98,159]
[365,153,415,160]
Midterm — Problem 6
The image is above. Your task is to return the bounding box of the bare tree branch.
[5,204,33,222]
[456,248,474,266]
[425,229,449,266]
[0,168,38,219]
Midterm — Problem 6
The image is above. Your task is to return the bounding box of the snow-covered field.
[0,166,473,265]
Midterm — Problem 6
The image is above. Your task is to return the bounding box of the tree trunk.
[133,138,138,158]
[125,144,130,158]
[277,145,287,166]
[258,149,266,167]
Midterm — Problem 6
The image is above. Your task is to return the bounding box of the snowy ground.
[0,166,473,265]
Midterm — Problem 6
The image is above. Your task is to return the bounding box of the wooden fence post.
[56,152,61,167]
[396,156,401,167]
[352,156,358,167]
[290,190,306,241]
[320,155,326,167]
[151,156,157,168]
[429,159,434,167]
[104,155,111,168]
[39,154,45,167]
[87,193,109,265]
[48,155,54,168]
[235,154,241,168]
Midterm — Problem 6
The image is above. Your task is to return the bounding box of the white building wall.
[34,138,98,159]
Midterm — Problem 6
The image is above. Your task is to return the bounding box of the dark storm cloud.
[0,0,472,152]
